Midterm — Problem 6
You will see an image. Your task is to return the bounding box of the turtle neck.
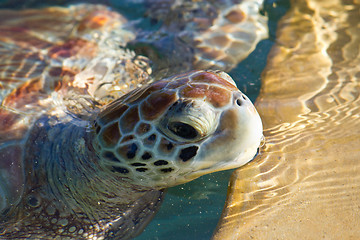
[24,115,154,221]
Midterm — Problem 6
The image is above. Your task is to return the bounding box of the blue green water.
[0,0,289,239]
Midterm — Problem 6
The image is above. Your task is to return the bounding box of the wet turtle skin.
[0,1,266,239]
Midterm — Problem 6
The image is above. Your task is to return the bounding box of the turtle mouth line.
[185,146,262,179]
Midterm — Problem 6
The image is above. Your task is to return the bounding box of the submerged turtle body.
[0,2,265,239]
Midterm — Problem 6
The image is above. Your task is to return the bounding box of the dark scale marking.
[148,134,156,142]
[27,196,39,207]
[179,146,199,162]
[158,138,175,154]
[103,151,120,162]
[136,168,148,172]
[112,166,129,174]
[131,162,147,167]
[154,160,169,166]
[144,134,157,146]
[160,168,174,173]
[142,152,152,160]
[167,142,174,150]
[126,143,138,159]
[117,143,139,161]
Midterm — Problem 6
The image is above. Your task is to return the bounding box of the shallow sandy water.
[213,0,360,239]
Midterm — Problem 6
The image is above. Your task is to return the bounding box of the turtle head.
[93,70,263,188]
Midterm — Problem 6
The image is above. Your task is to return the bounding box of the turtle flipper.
[107,190,165,239]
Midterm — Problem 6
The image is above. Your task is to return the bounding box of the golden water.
[214,0,360,239]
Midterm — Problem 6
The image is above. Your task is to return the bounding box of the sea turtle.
[0,2,265,239]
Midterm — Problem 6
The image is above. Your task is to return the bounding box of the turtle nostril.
[236,94,248,106]
[236,99,243,106]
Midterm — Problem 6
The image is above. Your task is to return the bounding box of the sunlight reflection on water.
[214,1,360,239]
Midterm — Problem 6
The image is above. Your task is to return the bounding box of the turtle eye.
[159,99,217,143]
[167,121,198,140]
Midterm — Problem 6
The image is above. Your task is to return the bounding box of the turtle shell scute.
[125,80,170,105]
[140,91,177,121]
[97,104,129,126]
[100,121,121,148]
[190,71,238,90]
[119,106,140,134]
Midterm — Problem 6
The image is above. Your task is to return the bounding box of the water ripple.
[214,0,360,239]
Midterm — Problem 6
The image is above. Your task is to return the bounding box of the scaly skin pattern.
[0,70,263,239]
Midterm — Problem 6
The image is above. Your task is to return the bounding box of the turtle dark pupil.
[168,122,198,139]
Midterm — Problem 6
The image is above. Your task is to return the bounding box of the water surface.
[214,0,360,239]
[0,0,288,239]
